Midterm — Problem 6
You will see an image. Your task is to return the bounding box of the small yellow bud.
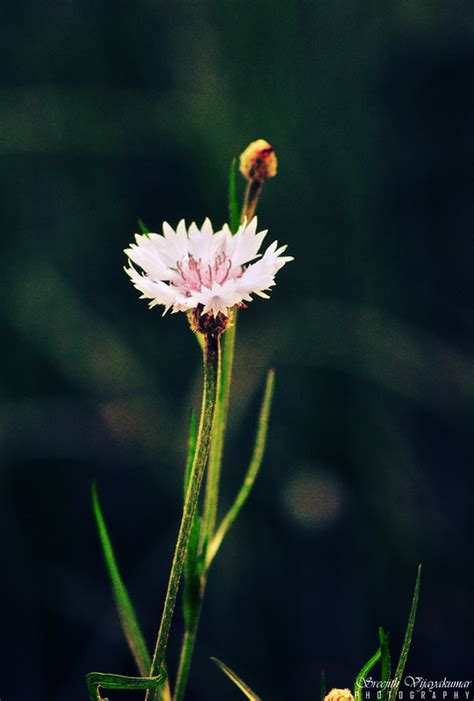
[324,689,355,701]
[239,138,278,183]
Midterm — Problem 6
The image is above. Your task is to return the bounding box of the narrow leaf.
[87,670,166,701]
[320,670,327,701]
[388,565,422,701]
[184,410,197,498]
[92,484,151,676]
[200,310,237,549]
[354,648,381,701]
[379,627,391,701]
[182,514,202,629]
[138,218,150,236]
[206,369,275,567]
[182,409,203,627]
[229,158,240,233]
[211,657,262,701]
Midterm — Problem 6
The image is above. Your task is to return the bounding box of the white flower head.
[124,217,293,320]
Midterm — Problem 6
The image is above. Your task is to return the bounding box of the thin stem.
[173,173,270,700]
[173,605,201,701]
[174,320,235,701]
[146,332,220,701]
[176,318,236,700]
[174,369,274,701]
[242,179,263,222]
[201,311,237,549]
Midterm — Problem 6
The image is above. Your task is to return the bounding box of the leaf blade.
[206,369,275,567]
[87,670,166,701]
[184,410,197,498]
[211,657,262,701]
[182,409,204,627]
[92,484,151,676]
[388,565,422,701]
[320,670,327,701]
[354,648,382,701]
[138,218,150,236]
[379,627,391,701]
[229,158,240,234]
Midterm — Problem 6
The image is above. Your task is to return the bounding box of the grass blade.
[211,657,262,701]
[379,627,391,701]
[229,158,240,233]
[206,369,275,567]
[184,410,197,498]
[182,408,203,627]
[388,565,422,701]
[87,670,166,701]
[354,648,381,701]
[138,218,150,236]
[92,484,151,676]
[320,670,327,701]
[182,512,202,628]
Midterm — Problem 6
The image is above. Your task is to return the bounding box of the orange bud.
[239,138,277,182]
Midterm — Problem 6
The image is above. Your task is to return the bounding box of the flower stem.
[173,173,270,700]
[173,319,236,701]
[201,311,237,548]
[242,179,263,221]
[146,331,221,701]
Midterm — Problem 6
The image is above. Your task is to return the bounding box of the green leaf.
[182,512,202,629]
[200,310,237,550]
[184,411,197,498]
[354,647,382,701]
[182,409,204,627]
[388,565,422,701]
[138,218,150,236]
[379,627,391,701]
[92,484,151,676]
[87,670,166,701]
[211,657,262,701]
[229,158,240,233]
[320,670,327,701]
[206,369,275,567]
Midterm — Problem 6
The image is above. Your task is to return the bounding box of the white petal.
[193,281,242,316]
[125,265,178,308]
[124,245,171,281]
[225,217,268,267]
[161,220,190,263]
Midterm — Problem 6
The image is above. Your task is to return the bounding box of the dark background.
[1,2,473,699]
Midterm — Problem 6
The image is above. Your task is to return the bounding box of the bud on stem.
[239,138,278,222]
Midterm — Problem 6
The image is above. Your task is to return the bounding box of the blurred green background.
[1,1,473,699]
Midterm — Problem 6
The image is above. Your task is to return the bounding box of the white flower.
[124,217,293,317]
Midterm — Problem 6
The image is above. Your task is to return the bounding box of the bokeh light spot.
[282,466,344,529]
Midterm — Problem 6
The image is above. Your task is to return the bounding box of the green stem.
[201,311,237,549]
[146,331,220,701]
[173,603,202,701]
[173,317,236,701]
[174,318,236,701]
[173,171,269,700]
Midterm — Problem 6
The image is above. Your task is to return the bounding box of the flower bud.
[324,690,355,701]
[239,138,277,183]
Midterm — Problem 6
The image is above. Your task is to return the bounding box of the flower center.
[175,253,234,293]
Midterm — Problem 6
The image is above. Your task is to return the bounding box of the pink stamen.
[172,252,235,293]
